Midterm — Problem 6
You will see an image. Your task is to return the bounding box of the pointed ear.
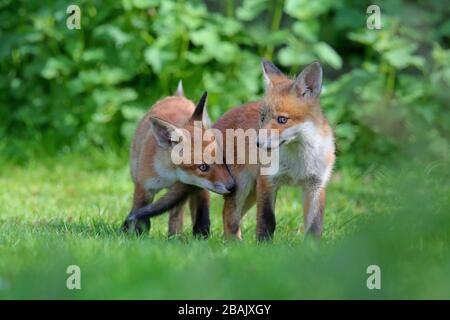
[150,117,183,149]
[262,59,286,86]
[293,61,323,99]
[191,91,211,128]
[174,80,184,97]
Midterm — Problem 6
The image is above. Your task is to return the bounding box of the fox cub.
[214,60,335,240]
[122,83,235,237]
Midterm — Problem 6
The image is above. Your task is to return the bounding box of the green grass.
[0,153,449,299]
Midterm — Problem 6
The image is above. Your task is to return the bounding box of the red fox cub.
[122,83,235,236]
[214,60,335,240]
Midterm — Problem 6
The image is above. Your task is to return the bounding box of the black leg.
[122,214,151,236]
[256,177,277,241]
[190,189,210,238]
[123,183,197,235]
[122,184,152,236]
[256,196,276,241]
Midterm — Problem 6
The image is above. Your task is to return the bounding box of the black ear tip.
[261,58,271,69]
[261,58,283,75]
[198,91,208,106]
[193,91,208,118]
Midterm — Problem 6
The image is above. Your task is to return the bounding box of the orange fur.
[124,90,235,237]
[214,60,335,240]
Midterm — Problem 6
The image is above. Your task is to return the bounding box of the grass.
[0,152,449,299]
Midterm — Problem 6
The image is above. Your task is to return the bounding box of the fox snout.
[213,172,236,194]
[226,181,236,192]
[213,182,235,194]
[257,133,285,151]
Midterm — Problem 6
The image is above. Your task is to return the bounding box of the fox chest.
[269,141,330,187]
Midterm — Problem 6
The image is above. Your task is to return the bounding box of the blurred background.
[1,0,448,168]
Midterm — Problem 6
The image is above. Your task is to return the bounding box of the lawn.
[0,153,448,299]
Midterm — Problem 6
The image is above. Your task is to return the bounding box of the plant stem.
[382,61,395,107]
[271,0,284,32]
[226,0,234,18]
[267,0,284,59]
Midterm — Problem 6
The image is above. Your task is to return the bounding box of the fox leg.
[123,183,194,235]
[241,190,256,217]
[222,193,243,240]
[123,182,154,235]
[189,189,211,238]
[132,182,154,210]
[302,185,326,238]
[222,175,256,240]
[168,200,187,237]
[256,176,277,241]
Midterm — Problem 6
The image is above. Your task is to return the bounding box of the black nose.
[226,183,236,192]
[256,139,260,148]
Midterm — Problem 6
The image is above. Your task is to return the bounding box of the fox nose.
[226,183,236,193]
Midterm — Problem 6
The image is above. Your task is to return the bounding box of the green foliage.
[0,0,448,167]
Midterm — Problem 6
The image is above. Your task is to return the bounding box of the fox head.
[257,60,325,150]
[150,92,235,195]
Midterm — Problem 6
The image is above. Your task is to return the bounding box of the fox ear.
[174,80,184,97]
[294,61,323,100]
[191,91,211,128]
[150,117,183,149]
[261,59,286,86]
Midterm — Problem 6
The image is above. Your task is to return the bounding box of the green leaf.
[314,42,342,69]
[236,0,268,21]
[292,21,319,42]
[384,44,424,70]
[278,45,315,66]
[41,57,73,79]
[121,105,146,120]
[190,28,219,46]
[94,25,131,47]
[212,42,239,63]
[131,0,159,9]
[285,0,335,20]
[144,47,176,74]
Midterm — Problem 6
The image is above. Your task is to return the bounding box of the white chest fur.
[269,121,334,188]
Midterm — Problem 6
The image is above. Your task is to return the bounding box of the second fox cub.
[123,83,235,236]
[214,60,335,240]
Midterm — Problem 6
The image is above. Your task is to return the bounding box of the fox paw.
[122,217,151,236]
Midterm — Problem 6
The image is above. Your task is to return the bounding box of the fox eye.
[277,116,288,124]
[198,164,210,172]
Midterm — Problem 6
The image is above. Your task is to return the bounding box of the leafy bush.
[0,0,448,166]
